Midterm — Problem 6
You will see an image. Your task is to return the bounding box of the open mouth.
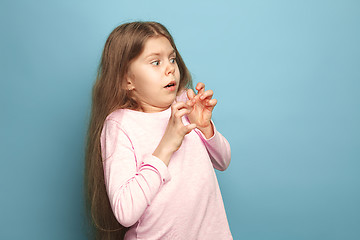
[164,81,176,88]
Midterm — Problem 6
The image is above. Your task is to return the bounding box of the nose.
[165,60,175,76]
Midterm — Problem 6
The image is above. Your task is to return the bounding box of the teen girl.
[85,21,232,240]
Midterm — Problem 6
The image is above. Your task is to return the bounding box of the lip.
[164,80,176,88]
[164,80,177,92]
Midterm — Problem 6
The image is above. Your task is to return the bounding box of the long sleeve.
[100,119,171,227]
[194,121,231,171]
[177,90,231,171]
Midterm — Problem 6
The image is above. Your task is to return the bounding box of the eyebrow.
[145,49,176,59]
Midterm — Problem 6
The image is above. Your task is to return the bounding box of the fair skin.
[126,36,217,166]
[126,36,181,113]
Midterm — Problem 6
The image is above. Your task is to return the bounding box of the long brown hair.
[84,21,192,239]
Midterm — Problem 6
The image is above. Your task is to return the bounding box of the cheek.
[134,67,155,84]
[175,66,181,79]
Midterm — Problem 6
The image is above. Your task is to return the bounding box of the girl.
[85,21,232,240]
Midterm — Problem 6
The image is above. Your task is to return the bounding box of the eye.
[170,58,176,64]
[151,60,160,66]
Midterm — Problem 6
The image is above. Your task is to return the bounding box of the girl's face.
[126,36,181,113]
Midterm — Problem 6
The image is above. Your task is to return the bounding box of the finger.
[171,102,186,119]
[195,82,205,94]
[185,123,197,134]
[187,89,196,100]
[186,99,195,109]
[171,101,188,112]
[174,108,191,120]
[205,98,217,107]
[200,89,214,100]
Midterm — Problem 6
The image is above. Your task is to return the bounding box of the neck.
[137,104,171,113]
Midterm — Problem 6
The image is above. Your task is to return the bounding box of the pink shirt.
[101,92,232,240]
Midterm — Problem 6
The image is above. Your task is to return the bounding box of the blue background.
[1,0,359,239]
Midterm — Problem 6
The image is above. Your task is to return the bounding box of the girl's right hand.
[153,102,196,166]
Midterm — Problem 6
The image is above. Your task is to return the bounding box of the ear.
[125,72,135,91]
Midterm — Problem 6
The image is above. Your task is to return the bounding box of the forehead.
[141,36,174,55]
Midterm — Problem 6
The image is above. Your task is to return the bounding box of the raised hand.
[186,82,217,139]
[153,102,196,166]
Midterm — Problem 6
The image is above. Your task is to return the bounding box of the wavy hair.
[84,21,192,239]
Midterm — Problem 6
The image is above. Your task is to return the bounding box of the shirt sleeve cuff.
[141,154,172,184]
[194,120,218,142]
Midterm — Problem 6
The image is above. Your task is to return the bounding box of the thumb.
[185,123,197,134]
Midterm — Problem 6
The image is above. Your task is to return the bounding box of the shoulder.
[101,109,133,141]
[105,109,127,126]
[104,108,152,131]
[104,108,140,130]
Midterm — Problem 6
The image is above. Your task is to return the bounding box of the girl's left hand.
[186,82,217,139]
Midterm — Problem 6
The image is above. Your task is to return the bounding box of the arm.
[101,120,171,227]
[185,82,231,170]
[153,102,196,166]
[194,121,231,171]
[101,102,196,227]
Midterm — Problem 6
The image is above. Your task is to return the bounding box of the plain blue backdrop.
[1,0,359,239]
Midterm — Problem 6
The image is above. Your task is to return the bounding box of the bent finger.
[195,82,205,94]
[171,101,188,112]
[200,89,214,100]
[209,98,217,105]
[186,99,195,107]
[187,88,196,100]
[174,108,191,120]
[185,123,197,134]
[204,98,218,108]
